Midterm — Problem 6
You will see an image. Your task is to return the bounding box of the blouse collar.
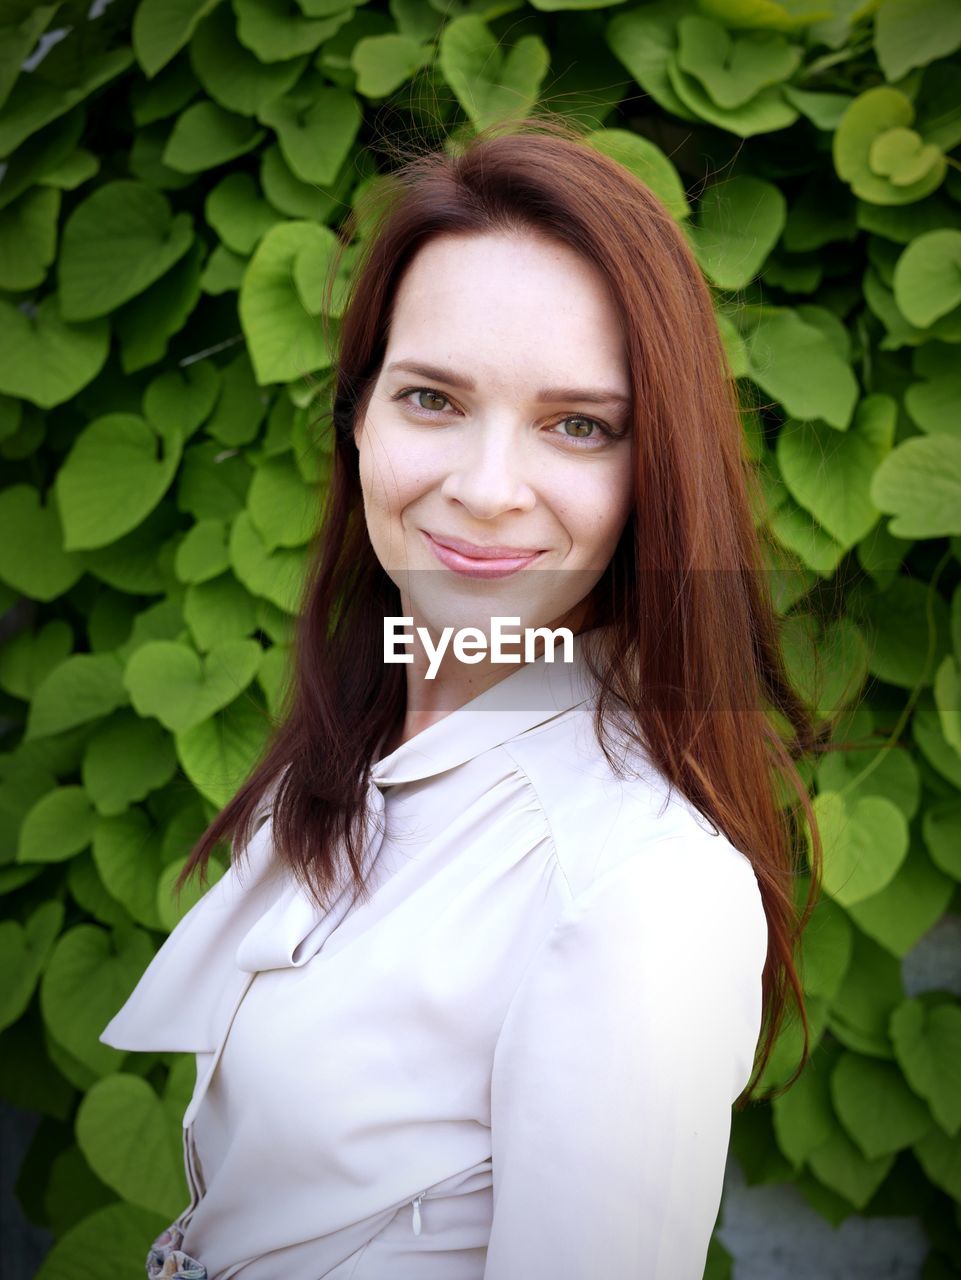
[369,625,604,789]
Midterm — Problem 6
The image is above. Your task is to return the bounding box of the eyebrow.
[384,360,632,410]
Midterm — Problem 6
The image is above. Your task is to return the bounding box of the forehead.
[387,231,628,382]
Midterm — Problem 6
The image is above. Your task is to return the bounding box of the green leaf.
[0,485,83,602]
[259,82,362,186]
[816,732,919,822]
[144,361,221,436]
[117,239,205,374]
[78,508,178,597]
[0,619,73,701]
[893,230,961,328]
[0,296,109,408]
[123,637,262,732]
[799,896,853,1002]
[76,1073,187,1217]
[133,0,223,77]
[205,353,267,445]
[439,16,549,131]
[352,33,432,98]
[200,243,247,294]
[131,57,200,126]
[163,100,265,173]
[0,46,133,158]
[807,1124,894,1209]
[294,229,352,315]
[846,842,953,959]
[743,309,859,430]
[55,415,183,551]
[870,433,961,539]
[874,0,961,83]
[184,573,258,650]
[923,799,961,879]
[691,175,785,289]
[18,786,97,864]
[834,87,946,207]
[913,1126,961,1201]
[667,53,797,138]
[248,454,319,549]
[239,221,335,384]
[0,4,59,113]
[82,714,178,817]
[41,921,154,1080]
[157,851,225,931]
[40,148,100,191]
[0,900,63,1033]
[890,998,961,1137]
[676,14,800,111]
[175,692,270,806]
[178,440,252,519]
[855,574,950,689]
[771,1042,839,1166]
[35,1201,171,1280]
[92,810,166,930]
[904,342,961,437]
[235,0,348,60]
[26,654,129,741]
[229,509,308,612]
[174,518,231,584]
[830,1051,932,1161]
[59,180,194,321]
[779,615,870,719]
[768,494,847,577]
[934,653,961,759]
[190,3,308,115]
[776,395,895,549]
[584,128,690,221]
[606,3,699,124]
[830,929,903,1059]
[809,791,909,907]
[205,172,281,255]
[0,186,60,290]
[260,143,351,221]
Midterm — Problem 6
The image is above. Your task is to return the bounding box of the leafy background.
[1,0,961,1274]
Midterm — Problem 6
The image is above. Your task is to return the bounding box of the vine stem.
[835,547,952,801]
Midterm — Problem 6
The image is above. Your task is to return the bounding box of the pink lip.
[422,531,545,579]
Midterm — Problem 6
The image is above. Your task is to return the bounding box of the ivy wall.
[1,0,961,1275]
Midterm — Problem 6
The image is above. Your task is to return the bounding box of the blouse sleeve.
[482,835,768,1280]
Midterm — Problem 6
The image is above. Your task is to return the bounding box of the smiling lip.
[422,531,545,578]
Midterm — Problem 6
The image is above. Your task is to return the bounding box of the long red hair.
[177,115,829,1105]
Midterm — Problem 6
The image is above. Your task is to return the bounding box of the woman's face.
[354,230,634,644]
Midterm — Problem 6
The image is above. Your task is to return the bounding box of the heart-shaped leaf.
[55,414,183,550]
[777,395,895,547]
[0,484,83,601]
[76,1073,187,1217]
[59,180,194,320]
[175,693,269,807]
[893,229,961,328]
[440,16,549,132]
[0,296,109,408]
[891,998,961,1136]
[40,922,155,1077]
[810,791,909,906]
[0,900,63,1032]
[124,637,262,732]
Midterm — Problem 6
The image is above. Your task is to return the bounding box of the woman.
[101,117,825,1280]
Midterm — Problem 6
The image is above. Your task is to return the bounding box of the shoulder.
[499,696,759,904]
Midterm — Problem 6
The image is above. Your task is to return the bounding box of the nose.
[439,419,537,518]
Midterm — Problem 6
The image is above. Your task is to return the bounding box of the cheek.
[357,423,443,518]
[562,458,634,550]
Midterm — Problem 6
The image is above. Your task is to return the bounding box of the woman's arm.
[483,835,768,1280]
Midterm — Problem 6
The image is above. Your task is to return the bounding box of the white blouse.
[100,629,768,1280]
